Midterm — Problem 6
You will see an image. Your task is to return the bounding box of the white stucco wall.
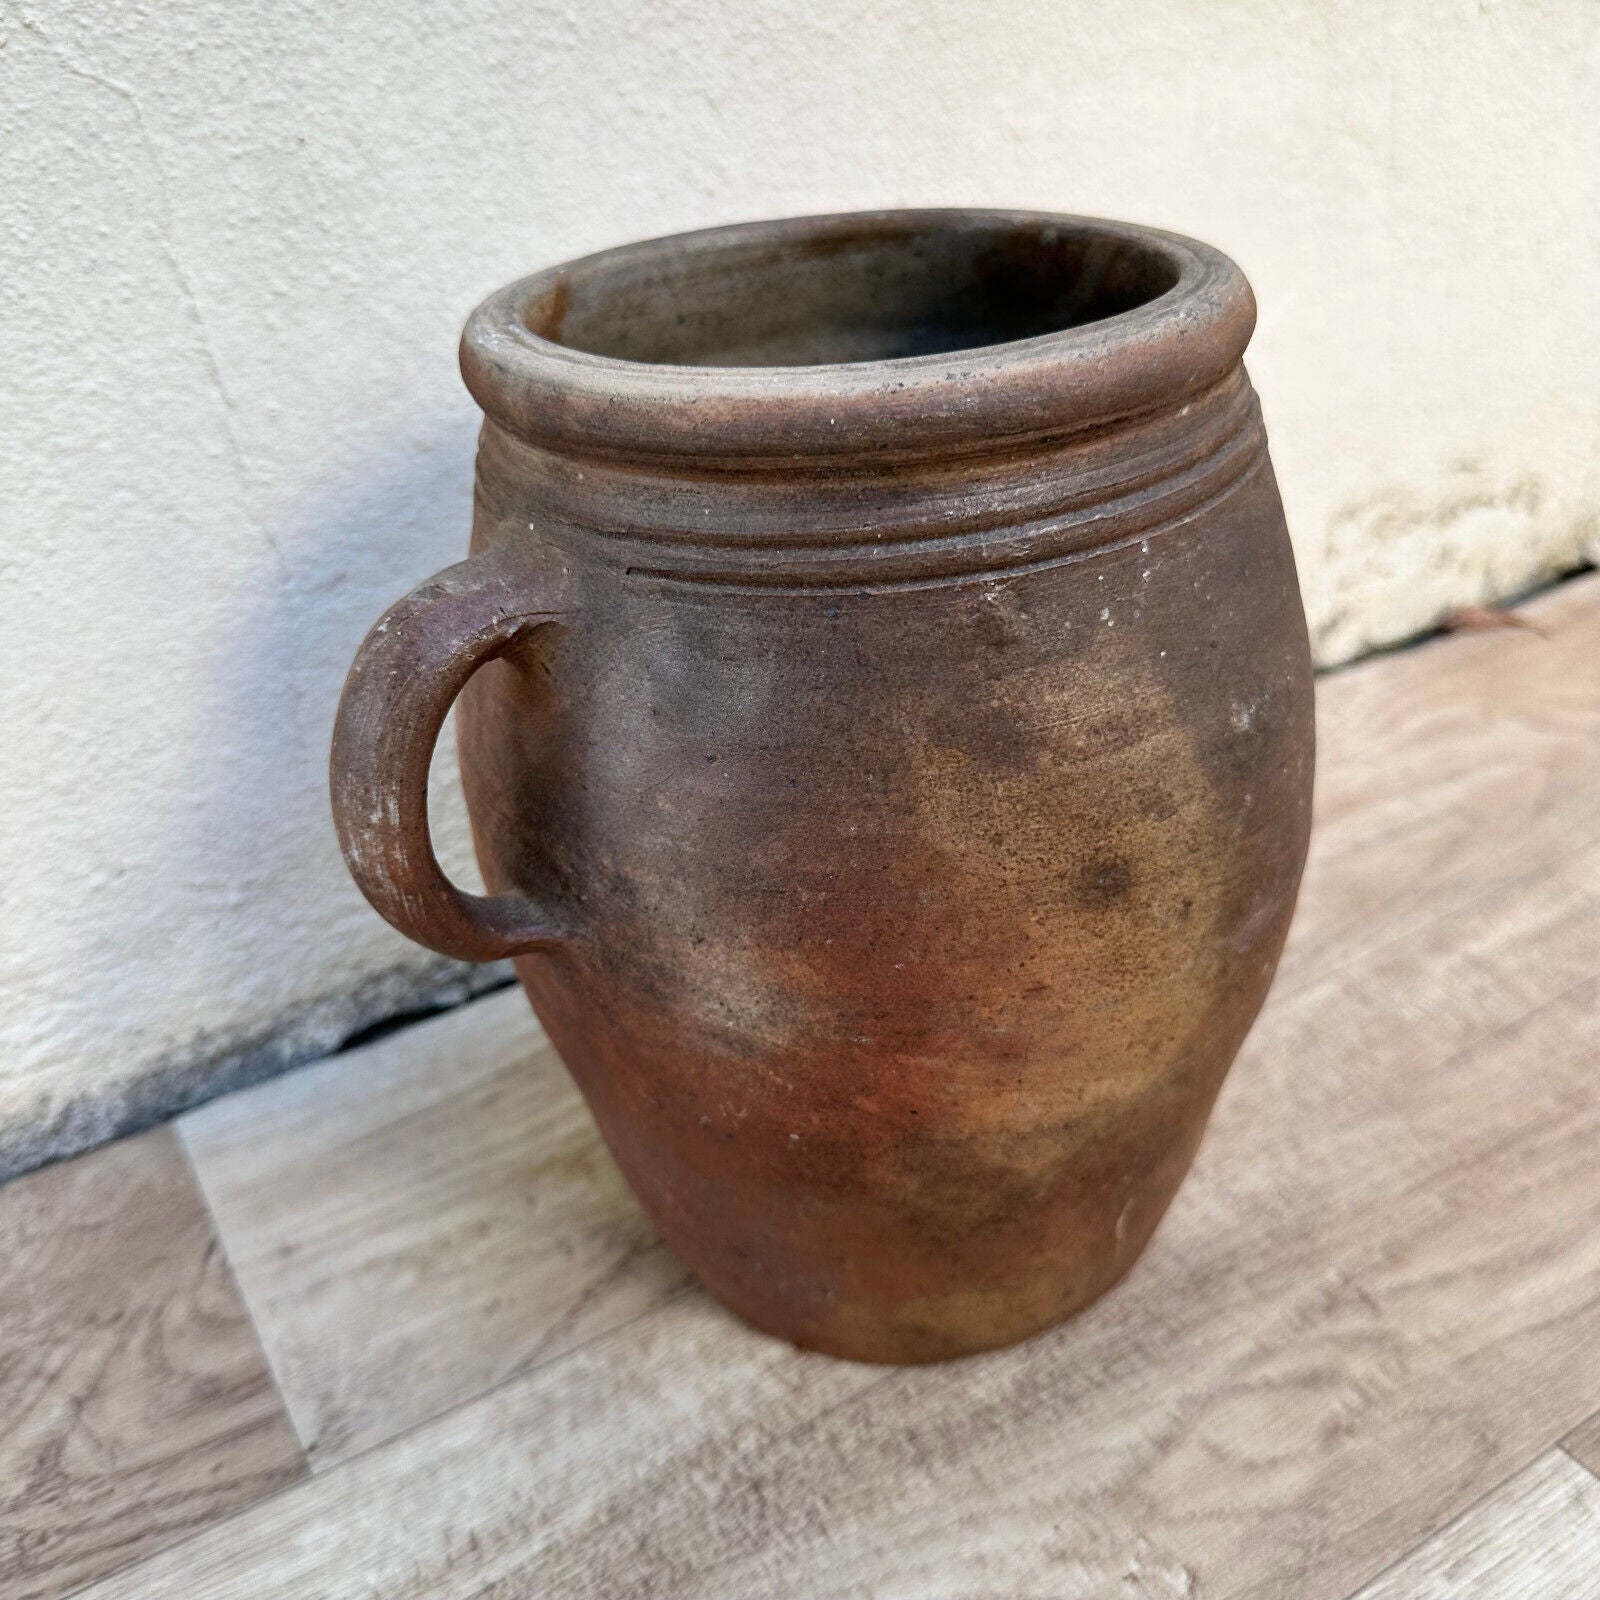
[1,0,1594,1175]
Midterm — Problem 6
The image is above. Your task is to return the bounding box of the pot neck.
[474,365,1265,592]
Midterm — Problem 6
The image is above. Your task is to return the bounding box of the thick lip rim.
[459,209,1255,465]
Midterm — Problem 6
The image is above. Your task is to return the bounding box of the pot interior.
[522,216,1183,369]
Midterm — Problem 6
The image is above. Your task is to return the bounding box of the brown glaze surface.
[333,211,1314,1362]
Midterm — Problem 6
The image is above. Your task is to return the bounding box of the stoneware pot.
[331,210,1314,1363]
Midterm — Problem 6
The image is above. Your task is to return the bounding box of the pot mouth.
[460,209,1255,466]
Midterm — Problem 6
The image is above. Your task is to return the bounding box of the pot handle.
[330,543,572,963]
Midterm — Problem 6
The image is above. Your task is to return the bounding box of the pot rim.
[459,209,1255,467]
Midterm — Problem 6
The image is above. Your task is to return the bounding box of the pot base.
[728,1235,1158,1366]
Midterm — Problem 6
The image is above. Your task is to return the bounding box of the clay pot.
[331,210,1314,1363]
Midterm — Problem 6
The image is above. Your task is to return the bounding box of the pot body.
[335,212,1314,1362]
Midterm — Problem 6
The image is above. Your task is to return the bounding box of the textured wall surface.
[1,0,1594,1175]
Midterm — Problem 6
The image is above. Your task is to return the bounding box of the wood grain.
[0,1128,303,1600]
[1347,1449,1600,1599]
[74,575,1600,1598]
[1272,571,1597,1000]
[1563,1411,1600,1478]
[178,987,691,1468]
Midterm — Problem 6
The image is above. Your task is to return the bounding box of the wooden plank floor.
[178,988,690,1470]
[1567,1411,1600,1478]
[0,1130,304,1600]
[1,574,1595,1599]
[1347,1451,1600,1599]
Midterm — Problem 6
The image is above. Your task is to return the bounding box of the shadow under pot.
[331,209,1314,1364]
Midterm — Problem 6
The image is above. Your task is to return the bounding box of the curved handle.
[330,543,572,962]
